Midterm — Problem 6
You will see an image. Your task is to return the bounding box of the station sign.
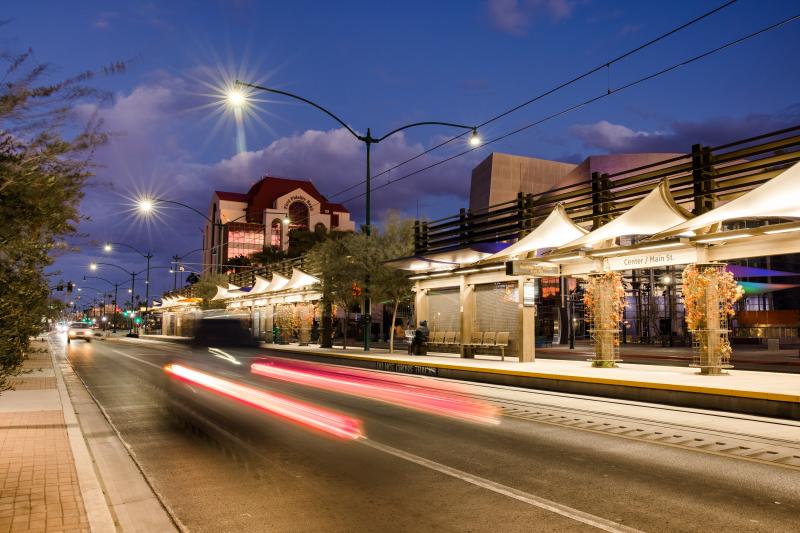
[522,281,536,307]
[606,248,697,271]
[505,260,560,277]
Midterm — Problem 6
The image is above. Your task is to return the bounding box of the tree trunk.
[320,298,333,348]
[342,312,348,349]
[389,300,399,354]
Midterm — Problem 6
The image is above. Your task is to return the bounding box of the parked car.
[67,322,93,344]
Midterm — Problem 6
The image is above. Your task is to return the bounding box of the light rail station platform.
[255,343,800,421]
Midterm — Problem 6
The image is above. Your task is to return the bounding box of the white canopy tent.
[265,272,289,292]
[211,286,229,301]
[284,268,320,290]
[481,204,588,262]
[384,247,495,271]
[558,180,689,250]
[659,161,800,236]
[250,275,271,295]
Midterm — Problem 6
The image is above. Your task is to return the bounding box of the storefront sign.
[522,281,536,307]
[506,260,560,277]
[607,248,697,271]
[282,194,315,212]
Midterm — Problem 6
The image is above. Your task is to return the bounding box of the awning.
[738,282,800,295]
[481,204,588,262]
[385,246,496,271]
[250,275,270,294]
[211,286,229,300]
[559,180,689,249]
[284,268,320,290]
[660,161,800,236]
[265,273,289,292]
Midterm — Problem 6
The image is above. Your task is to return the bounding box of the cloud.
[570,107,800,153]
[197,127,478,220]
[91,12,117,30]
[486,0,574,36]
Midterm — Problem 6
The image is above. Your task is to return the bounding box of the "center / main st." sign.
[606,248,697,271]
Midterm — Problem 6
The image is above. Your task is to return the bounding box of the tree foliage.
[0,46,119,392]
[193,273,229,309]
[307,212,413,351]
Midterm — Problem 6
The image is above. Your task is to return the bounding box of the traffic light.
[123,310,130,317]
[66,282,74,293]
[134,317,142,325]
[57,284,64,291]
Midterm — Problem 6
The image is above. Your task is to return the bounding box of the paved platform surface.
[258,343,800,404]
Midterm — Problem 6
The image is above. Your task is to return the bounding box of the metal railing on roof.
[414,125,800,255]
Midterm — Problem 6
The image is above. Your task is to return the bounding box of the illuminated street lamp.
[233,80,479,351]
[89,261,139,334]
[84,275,127,333]
[104,241,153,317]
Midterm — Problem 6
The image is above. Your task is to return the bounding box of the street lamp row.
[227,80,481,351]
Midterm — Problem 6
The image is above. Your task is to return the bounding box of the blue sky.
[4,0,799,304]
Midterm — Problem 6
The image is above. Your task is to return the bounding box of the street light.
[84,275,128,333]
[661,274,673,347]
[234,80,479,351]
[89,262,139,334]
[104,241,154,318]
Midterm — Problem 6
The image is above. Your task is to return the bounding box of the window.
[270,219,282,247]
[288,201,310,232]
[226,222,265,259]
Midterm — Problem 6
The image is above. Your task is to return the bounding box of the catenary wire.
[325,0,741,201]
[335,12,800,205]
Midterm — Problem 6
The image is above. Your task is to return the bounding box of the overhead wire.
[325,0,741,201]
[335,11,800,205]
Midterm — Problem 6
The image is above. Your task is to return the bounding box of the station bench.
[462,331,510,360]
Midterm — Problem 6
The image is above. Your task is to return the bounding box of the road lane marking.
[109,348,164,369]
[360,438,642,533]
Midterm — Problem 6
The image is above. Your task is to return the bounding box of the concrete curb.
[48,341,117,533]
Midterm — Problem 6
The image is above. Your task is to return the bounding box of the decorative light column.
[682,263,743,375]
[583,271,625,367]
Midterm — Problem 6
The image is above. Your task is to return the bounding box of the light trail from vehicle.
[164,363,363,440]
[250,359,500,425]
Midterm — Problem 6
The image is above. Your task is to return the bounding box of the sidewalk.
[0,338,177,533]
[255,342,800,420]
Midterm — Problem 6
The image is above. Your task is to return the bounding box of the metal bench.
[428,331,445,348]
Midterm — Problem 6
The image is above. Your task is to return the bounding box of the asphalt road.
[56,335,800,532]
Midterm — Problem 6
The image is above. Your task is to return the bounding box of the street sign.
[506,260,560,277]
[606,248,697,271]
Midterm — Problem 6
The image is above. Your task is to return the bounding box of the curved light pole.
[171,247,205,290]
[138,199,261,275]
[104,242,154,316]
[233,81,480,351]
[90,262,138,333]
[84,275,129,333]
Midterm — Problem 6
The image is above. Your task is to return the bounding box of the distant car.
[67,322,93,344]
[191,318,258,348]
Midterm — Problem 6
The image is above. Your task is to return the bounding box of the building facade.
[203,176,355,273]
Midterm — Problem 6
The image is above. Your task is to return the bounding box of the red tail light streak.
[164,363,363,440]
[250,360,499,425]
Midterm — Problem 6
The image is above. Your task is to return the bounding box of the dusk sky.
[6,0,798,304]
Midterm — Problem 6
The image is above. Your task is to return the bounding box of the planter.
[683,264,742,375]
